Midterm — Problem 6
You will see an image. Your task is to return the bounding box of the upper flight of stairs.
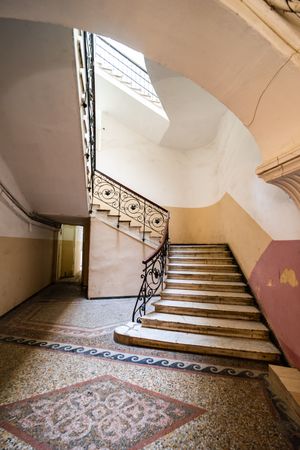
[114,244,281,362]
[93,205,161,247]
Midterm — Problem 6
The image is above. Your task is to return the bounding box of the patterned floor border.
[0,334,267,379]
[1,334,300,448]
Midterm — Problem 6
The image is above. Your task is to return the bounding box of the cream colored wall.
[99,111,300,242]
[88,218,153,298]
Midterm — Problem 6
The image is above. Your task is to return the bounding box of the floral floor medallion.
[0,375,205,449]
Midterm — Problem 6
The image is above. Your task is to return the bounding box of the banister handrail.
[142,215,169,264]
[93,170,169,241]
[132,217,169,322]
[94,169,168,213]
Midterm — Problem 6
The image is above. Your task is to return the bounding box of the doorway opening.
[56,225,84,283]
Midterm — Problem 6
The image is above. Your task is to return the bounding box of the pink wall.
[249,241,300,368]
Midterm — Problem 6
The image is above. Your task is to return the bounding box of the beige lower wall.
[168,193,272,278]
[88,218,153,298]
[88,193,271,298]
[220,194,271,278]
[168,203,224,244]
[0,236,54,316]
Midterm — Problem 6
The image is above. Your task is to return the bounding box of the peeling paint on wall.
[280,268,299,288]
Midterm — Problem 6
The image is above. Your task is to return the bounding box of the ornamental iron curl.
[93,170,169,239]
[132,218,169,322]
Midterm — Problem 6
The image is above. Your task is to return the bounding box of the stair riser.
[167,273,243,282]
[141,319,269,340]
[169,258,234,265]
[154,305,260,321]
[167,264,240,273]
[160,293,254,306]
[114,330,280,362]
[166,281,247,293]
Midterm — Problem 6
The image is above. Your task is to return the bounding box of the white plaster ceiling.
[146,60,227,150]
[96,54,227,151]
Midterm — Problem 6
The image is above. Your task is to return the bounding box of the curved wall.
[1,0,300,163]
[98,111,300,368]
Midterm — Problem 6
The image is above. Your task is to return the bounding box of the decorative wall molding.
[256,147,300,208]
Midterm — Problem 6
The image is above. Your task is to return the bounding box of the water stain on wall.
[280,268,299,288]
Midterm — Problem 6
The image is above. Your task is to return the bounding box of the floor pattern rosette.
[0,375,205,450]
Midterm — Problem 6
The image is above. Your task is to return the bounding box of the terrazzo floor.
[0,282,299,449]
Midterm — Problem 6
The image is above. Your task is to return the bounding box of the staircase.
[92,170,169,247]
[95,36,162,109]
[94,206,161,247]
[114,244,281,362]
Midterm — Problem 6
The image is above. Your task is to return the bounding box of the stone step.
[153,300,260,320]
[166,270,243,282]
[161,288,254,305]
[169,244,228,250]
[142,312,269,339]
[114,323,281,362]
[169,250,231,257]
[167,263,240,273]
[166,278,248,293]
[168,256,235,265]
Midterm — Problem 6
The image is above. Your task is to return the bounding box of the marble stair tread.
[168,256,234,264]
[166,278,247,292]
[169,244,228,249]
[169,251,231,256]
[142,312,268,338]
[166,270,242,280]
[154,299,259,314]
[168,263,239,272]
[114,323,281,361]
[161,288,253,304]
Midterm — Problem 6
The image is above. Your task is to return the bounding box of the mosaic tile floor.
[0,282,299,449]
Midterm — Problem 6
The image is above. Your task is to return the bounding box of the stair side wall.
[88,218,153,298]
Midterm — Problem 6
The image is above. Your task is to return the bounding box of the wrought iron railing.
[132,218,169,322]
[93,170,169,240]
[84,31,96,196]
[74,30,97,206]
[95,36,161,106]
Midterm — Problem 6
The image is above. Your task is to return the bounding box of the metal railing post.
[142,200,146,241]
[117,185,121,228]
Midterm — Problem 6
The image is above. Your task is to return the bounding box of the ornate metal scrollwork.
[93,170,169,239]
[84,31,96,195]
[132,219,169,322]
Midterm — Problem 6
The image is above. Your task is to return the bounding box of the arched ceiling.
[146,60,226,150]
[1,0,300,161]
